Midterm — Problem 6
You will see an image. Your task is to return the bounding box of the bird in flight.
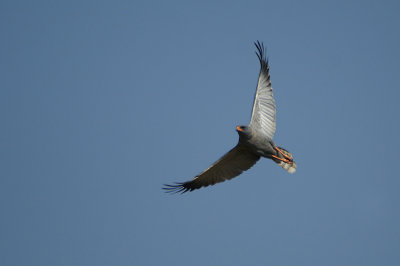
[163,41,296,193]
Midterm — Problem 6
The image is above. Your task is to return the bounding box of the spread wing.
[163,145,260,193]
[249,41,276,140]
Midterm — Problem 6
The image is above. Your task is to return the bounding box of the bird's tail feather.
[277,160,296,173]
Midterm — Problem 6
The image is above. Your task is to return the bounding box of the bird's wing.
[249,41,276,140]
[163,145,260,193]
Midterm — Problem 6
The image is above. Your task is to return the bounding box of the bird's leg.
[272,147,293,164]
[271,155,292,164]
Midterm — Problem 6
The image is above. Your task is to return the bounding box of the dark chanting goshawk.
[164,41,296,193]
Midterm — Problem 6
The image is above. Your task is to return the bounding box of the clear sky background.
[2,0,400,265]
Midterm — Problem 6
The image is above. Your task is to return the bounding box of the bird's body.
[164,41,296,193]
[237,127,275,158]
[236,126,296,172]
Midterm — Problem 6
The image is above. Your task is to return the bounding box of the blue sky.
[2,0,400,265]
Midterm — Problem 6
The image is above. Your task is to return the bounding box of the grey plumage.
[250,41,276,140]
[163,41,296,194]
[164,144,260,193]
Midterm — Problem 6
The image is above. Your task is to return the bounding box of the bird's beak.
[236,126,242,132]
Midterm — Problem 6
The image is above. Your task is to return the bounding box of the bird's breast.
[241,136,275,157]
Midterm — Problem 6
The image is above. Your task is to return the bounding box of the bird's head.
[236,125,251,138]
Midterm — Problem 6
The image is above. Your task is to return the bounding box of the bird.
[163,41,296,194]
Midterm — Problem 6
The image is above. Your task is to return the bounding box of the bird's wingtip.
[162,183,189,194]
[254,41,269,71]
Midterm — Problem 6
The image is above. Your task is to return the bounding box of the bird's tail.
[277,160,296,173]
[275,147,296,173]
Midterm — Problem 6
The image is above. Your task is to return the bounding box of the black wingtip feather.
[254,40,268,62]
[162,183,190,194]
[254,41,263,61]
[254,40,270,81]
